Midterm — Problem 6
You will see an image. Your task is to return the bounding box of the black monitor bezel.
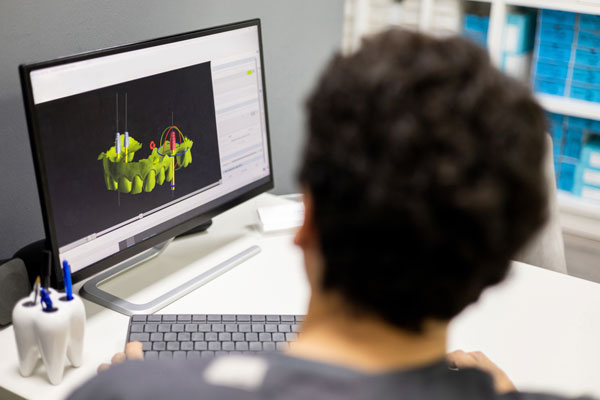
[19,19,274,287]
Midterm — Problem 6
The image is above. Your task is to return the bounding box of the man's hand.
[97,341,144,373]
[447,350,516,394]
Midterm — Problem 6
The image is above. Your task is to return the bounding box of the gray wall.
[0,0,344,259]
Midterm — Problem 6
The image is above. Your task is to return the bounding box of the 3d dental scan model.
[98,94,194,198]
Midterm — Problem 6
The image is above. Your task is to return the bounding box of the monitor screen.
[21,20,273,284]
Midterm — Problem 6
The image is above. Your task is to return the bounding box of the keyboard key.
[191,332,204,341]
[236,315,251,322]
[222,315,236,322]
[263,342,276,352]
[278,324,291,333]
[207,315,221,322]
[145,351,158,360]
[249,342,262,351]
[132,315,147,322]
[266,315,280,322]
[218,333,231,341]
[130,333,150,342]
[187,351,200,360]
[141,341,152,351]
[232,333,245,341]
[172,324,184,332]
[185,324,198,332]
[281,315,294,322]
[162,315,177,322]
[208,342,221,351]
[164,333,177,342]
[246,333,258,342]
[177,332,191,342]
[192,314,207,322]
[198,324,211,332]
[251,324,264,332]
[159,351,173,360]
[153,341,166,351]
[225,324,238,332]
[295,316,305,322]
[251,315,266,322]
[148,315,162,322]
[292,324,301,333]
[167,342,180,351]
[276,342,289,351]
[239,324,251,332]
[181,342,194,351]
[222,342,235,351]
[130,324,144,332]
[173,351,187,360]
[272,333,285,342]
[216,351,228,356]
[205,333,218,341]
[259,333,272,342]
[286,333,298,341]
[265,324,278,333]
[201,351,215,357]
[177,314,191,322]
[144,324,158,333]
[158,324,171,333]
[212,324,224,332]
[150,333,163,342]
[194,342,207,351]
[235,342,249,351]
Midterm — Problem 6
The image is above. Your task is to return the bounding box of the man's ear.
[294,189,315,249]
[294,188,325,291]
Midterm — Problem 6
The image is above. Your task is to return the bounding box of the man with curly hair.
[68,29,593,400]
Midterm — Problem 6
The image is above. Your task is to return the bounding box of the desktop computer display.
[20,20,273,301]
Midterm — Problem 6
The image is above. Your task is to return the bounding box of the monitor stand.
[79,223,260,316]
[175,219,213,239]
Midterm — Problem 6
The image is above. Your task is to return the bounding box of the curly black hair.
[299,29,548,332]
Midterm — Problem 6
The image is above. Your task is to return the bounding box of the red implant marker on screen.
[170,130,176,191]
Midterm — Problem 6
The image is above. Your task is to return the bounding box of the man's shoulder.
[503,391,595,400]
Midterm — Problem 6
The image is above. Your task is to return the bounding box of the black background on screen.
[36,62,221,247]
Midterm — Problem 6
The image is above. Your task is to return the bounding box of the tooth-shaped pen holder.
[12,288,85,385]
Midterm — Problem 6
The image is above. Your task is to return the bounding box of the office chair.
[514,134,568,274]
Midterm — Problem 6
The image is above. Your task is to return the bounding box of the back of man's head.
[299,29,548,332]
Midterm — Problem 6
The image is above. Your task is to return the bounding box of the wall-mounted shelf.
[467,0,600,16]
[478,0,600,236]
[558,192,600,239]
[345,0,600,239]
[537,94,600,121]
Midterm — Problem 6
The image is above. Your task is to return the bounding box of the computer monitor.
[20,19,273,314]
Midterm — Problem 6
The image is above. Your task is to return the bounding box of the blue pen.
[40,287,54,311]
[62,260,73,301]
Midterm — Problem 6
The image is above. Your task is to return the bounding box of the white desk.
[1,193,599,400]
[449,260,600,397]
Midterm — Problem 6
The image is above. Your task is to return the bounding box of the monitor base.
[79,241,260,316]
[175,219,213,239]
